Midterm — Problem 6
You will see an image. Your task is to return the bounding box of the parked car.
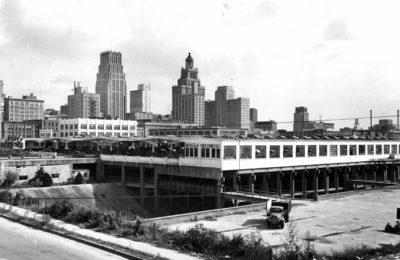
[72,151,85,158]
[266,200,291,229]
[41,148,54,153]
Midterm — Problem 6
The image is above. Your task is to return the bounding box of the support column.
[343,167,348,191]
[232,172,238,191]
[277,172,282,197]
[186,193,190,213]
[313,170,319,199]
[216,178,222,209]
[140,167,145,206]
[290,171,295,199]
[96,160,104,180]
[324,169,329,194]
[302,171,306,198]
[334,168,339,192]
[383,165,388,182]
[154,171,159,217]
[265,174,270,196]
[373,165,377,182]
[249,174,254,193]
[261,174,267,194]
[391,165,396,183]
[121,165,126,189]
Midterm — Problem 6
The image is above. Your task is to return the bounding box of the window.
[114,125,120,130]
[224,146,236,159]
[65,124,68,130]
[340,145,347,156]
[368,145,374,155]
[60,124,64,130]
[350,145,357,156]
[376,145,382,155]
[330,145,337,156]
[283,145,293,158]
[80,124,87,129]
[296,145,305,157]
[240,146,252,159]
[122,125,128,130]
[255,145,266,158]
[384,145,390,154]
[106,125,112,130]
[359,145,366,155]
[392,145,397,154]
[74,124,78,129]
[130,125,136,130]
[89,124,96,130]
[270,145,280,158]
[70,124,73,129]
[60,132,64,137]
[319,145,327,156]
[308,145,316,157]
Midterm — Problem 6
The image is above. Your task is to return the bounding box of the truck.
[266,199,292,229]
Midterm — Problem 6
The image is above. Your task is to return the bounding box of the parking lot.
[168,188,400,252]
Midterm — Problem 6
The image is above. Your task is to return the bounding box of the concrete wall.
[1,164,73,185]
[143,203,266,226]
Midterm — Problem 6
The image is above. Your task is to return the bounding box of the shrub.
[74,173,84,184]
[47,200,75,219]
[1,170,18,187]
[28,167,53,187]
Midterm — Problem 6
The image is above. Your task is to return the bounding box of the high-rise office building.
[204,100,216,126]
[95,51,127,119]
[250,108,258,124]
[68,82,100,119]
[4,93,44,122]
[172,53,205,125]
[293,106,309,132]
[227,97,250,129]
[130,84,151,113]
[215,86,235,126]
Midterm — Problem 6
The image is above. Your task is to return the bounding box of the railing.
[158,180,217,195]
[222,187,290,200]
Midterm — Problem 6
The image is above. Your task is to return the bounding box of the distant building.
[255,120,277,132]
[250,108,258,124]
[204,100,216,126]
[204,86,250,129]
[68,82,100,119]
[95,51,127,119]
[125,112,154,121]
[60,104,69,116]
[149,127,247,137]
[172,53,205,125]
[140,121,198,137]
[130,84,151,113]
[54,118,137,138]
[4,93,44,122]
[2,120,43,138]
[379,119,393,126]
[0,80,5,137]
[293,106,334,132]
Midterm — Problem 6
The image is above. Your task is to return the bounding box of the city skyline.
[0,1,400,130]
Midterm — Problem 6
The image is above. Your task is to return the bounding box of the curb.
[0,212,144,260]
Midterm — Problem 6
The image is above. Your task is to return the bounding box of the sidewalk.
[0,202,201,260]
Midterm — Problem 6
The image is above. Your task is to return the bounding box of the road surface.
[0,216,128,260]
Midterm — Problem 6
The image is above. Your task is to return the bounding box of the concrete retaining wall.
[144,203,266,226]
[316,186,399,201]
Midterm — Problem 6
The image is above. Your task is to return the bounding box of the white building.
[130,84,151,113]
[40,118,137,138]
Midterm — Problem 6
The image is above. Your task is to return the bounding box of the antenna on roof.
[109,27,112,51]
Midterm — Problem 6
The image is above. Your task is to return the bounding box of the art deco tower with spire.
[172,53,205,125]
[95,51,127,119]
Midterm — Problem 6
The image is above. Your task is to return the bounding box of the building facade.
[204,100,216,126]
[4,93,44,122]
[293,106,309,132]
[149,127,247,137]
[60,104,69,116]
[227,98,250,129]
[2,120,42,138]
[68,82,100,119]
[56,118,137,138]
[215,86,235,126]
[250,108,258,124]
[130,84,151,113]
[172,53,205,125]
[255,120,277,132]
[95,51,127,119]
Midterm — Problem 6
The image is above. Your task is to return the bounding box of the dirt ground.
[167,188,400,253]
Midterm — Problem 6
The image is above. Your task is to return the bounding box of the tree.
[4,135,23,151]
[28,167,53,187]
[0,170,18,187]
[74,172,84,184]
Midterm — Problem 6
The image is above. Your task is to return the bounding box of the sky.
[0,0,400,131]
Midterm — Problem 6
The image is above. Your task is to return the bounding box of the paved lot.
[168,188,400,252]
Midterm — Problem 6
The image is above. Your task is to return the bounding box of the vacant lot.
[168,188,400,252]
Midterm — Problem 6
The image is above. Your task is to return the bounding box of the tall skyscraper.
[68,82,100,119]
[293,106,309,132]
[95,51,127,119]
[204,100,216,126]
[130,84,151,113]
[172,53,205,125]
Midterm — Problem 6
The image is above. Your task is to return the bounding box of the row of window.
[60,124,135,130]
[223,144,400,160]
[185,146,221,159]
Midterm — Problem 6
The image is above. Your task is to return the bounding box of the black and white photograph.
[0,0,400,259]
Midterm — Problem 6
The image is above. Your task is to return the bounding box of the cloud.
[50,74,74,84]
[253,1,275,17]
[324,20,352,40]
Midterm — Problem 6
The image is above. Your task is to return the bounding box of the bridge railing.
[222,186,289,200]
